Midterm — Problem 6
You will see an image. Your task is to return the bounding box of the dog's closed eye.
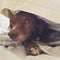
[10,20,16,28]
[10,20,16,24]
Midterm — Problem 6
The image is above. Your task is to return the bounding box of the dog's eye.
[25,19,30,24]
[11,20,15,24]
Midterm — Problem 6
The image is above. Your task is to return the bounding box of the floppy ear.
[35,16,48,35]
[1,8,14,19]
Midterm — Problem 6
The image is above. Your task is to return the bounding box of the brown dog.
[8,11,60,55]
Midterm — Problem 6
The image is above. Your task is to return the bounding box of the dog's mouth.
[8,34,30,42]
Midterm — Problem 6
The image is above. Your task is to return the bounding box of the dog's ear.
[1,8,14,19]
[35,16,48,34]
[5,8,14,19]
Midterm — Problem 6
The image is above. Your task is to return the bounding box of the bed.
[0,0,60,60]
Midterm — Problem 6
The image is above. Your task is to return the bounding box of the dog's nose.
[8,32,17,39]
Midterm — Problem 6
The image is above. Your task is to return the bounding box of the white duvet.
[1,0,60,59]
[0,14,60,60]
[0,14,10,34]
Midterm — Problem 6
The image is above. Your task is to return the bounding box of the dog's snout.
[8,32,17,39]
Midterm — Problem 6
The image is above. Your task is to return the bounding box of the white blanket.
[0,14,10,34]
[0,0,60,59]
[0,13,60,60]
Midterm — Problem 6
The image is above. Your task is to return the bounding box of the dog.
[8,11,60,55]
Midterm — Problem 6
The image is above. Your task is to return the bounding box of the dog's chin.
[16,35,30,42]
[9,34,30,42]
[10,37,27,42]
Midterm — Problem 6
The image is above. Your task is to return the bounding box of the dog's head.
[8,11,48,42]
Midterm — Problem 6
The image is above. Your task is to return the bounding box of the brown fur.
[8,11,50,55]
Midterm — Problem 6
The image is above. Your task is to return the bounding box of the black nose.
[8,32,17,39]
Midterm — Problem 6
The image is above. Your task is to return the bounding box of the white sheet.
[0,14,10,34]
[0,46,60,60]
[0,13,60,60]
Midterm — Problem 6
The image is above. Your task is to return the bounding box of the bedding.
[0,0,60,60]
[0,8,60,60]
